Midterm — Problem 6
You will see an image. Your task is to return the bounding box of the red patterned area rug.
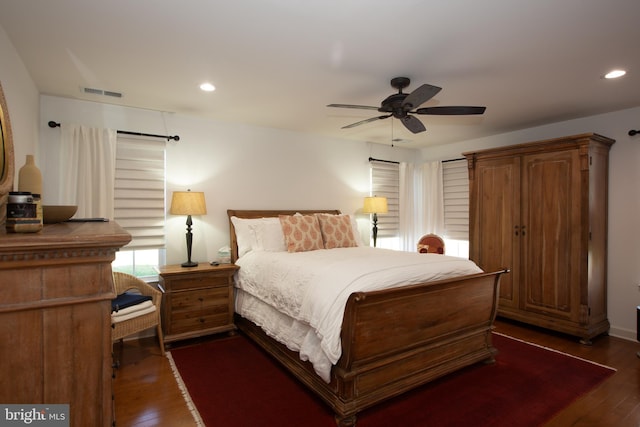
[167,332,615,427]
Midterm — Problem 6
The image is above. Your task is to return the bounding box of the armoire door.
[520,149,582,321]
[469,156,521,310]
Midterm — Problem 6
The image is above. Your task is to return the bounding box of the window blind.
[370,160,400,239]
[114,136,166,250]
[442,159,469,240]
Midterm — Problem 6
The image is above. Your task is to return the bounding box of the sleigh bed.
[227,209,506,426]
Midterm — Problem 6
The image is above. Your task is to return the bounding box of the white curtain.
[399,162,419,251]
[58,124,117,219]
[398,161,444,251]
[422,161,444,236]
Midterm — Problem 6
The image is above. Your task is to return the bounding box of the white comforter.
[234,246,482,382]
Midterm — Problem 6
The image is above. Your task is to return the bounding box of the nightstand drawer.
[168,274,231,291]
[170,305,231,334]
[170,288,229,312]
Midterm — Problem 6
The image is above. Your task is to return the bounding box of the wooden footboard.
[236,270,506,426]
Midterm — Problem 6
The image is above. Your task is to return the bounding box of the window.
[442,159,470,258]
[111,136,166,280]
[368,158,469,256]
[370,160,400,249]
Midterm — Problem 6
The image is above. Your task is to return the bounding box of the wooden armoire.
[464,133,614,343]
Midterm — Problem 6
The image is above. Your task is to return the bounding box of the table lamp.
[362,196,388,247]
[170,190,207,267]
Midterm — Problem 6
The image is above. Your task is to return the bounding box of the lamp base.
[181,260,198,268]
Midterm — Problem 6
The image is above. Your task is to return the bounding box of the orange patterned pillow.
[316,214,358,249]
[279,214,324,252]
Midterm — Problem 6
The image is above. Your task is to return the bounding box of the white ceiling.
[1,0,639,148]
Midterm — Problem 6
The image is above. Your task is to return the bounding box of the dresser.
[0,221,131,427]
[158,263,239,343]
[464,133,614,343]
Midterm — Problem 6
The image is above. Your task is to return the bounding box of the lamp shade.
[362,196,388,214]
[170,191,207,216]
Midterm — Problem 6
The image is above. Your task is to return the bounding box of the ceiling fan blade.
[341,115,391,129]
[327,103,379,111]
[415,106,486,115]
[401,115,426,134]
[401,84,442,109]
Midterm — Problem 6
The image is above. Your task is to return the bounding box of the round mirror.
[0,81,16,231]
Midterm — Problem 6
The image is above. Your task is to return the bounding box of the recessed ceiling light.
[199,82,215,92]
[604,69,626,79]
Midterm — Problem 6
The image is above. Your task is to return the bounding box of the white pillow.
[350,216,365,246]
[252,218,286,252]
[230,216,260,258]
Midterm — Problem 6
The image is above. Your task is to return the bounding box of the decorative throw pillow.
[279,214,324,252]
[316,214,359,249]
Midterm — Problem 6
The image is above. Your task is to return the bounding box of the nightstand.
[157,263,239,344]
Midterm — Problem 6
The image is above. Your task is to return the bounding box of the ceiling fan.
[327,77,486,134]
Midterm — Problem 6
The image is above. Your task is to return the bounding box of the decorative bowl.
[43,205,78,224]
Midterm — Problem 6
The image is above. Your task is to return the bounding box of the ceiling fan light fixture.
[199,82,216,92]
[604,69,626,79]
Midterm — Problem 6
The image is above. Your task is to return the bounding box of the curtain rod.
[48,121,180,142]
[369,156,465,164]
[368,157,399,164]
[630,130,640,136]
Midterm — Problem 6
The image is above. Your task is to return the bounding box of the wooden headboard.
[226,209,341,262]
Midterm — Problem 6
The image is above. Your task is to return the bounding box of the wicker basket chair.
[112,271,165,355]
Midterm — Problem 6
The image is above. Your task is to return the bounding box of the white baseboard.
[608,326,636,342]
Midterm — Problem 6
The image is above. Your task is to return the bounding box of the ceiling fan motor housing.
[379,93,410,118]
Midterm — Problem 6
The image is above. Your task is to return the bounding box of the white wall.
[420,107,640,340]
[39,95,419,266]
[0,25,40,182]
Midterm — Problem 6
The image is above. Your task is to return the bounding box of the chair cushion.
[112,292,152,312]
[111,301,156,323]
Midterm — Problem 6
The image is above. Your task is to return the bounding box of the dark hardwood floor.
[113,319,640,426]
